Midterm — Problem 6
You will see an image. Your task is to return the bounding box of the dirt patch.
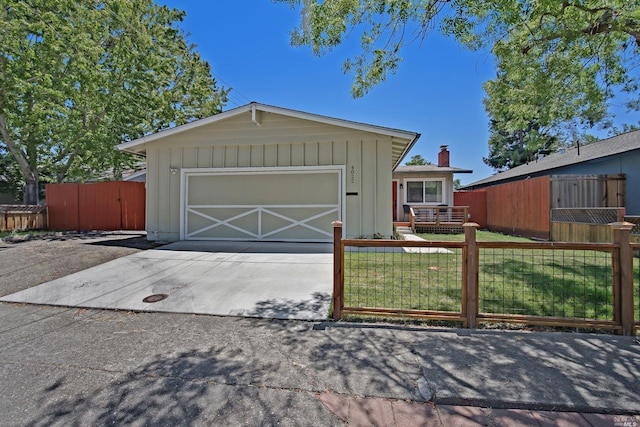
[0,232,163,297]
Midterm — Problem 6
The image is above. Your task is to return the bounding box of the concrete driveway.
[0,241,333,320]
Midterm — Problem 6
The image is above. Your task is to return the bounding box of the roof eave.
[116,102,420,156]
[392,133,421,169]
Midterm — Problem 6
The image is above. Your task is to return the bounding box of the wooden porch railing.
[409,205,469,232]
[0,205,47,232]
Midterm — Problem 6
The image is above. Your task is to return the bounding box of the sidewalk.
[318,393,636,426]
[0,303,638,425]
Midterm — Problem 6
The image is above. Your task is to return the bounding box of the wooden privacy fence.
[332,221,638,335]
[454,190,487,228]
[551,207,627,243]
[484,176,551,239]
[46,181,145,231]
[464,174,627,240]
[0,205,47,231]
[551,174,625,208]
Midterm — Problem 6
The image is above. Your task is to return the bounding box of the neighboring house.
[123,170,147,182]
[392,145,472,221]
[116,102,420,242]
[463,130,640,215]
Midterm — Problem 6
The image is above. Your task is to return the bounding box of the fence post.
[331,220,344,320]
[610,222,635,336]
[463,222,480,328]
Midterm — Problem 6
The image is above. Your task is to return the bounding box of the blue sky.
[155,2,505,184]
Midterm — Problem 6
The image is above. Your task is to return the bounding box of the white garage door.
[182,167,343,242]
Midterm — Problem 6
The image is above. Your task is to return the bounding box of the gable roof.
[463,129,640,189]
[116,102,420,169]
[394,165,473,174]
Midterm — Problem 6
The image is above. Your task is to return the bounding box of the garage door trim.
[180,166,345,241]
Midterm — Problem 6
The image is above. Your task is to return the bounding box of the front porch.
[395,205,469,234]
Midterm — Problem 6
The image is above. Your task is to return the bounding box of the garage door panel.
[191,225,258,240]
[262,207,337,222]
[260,207,338,239]
[266,224,332,240]
[188,173,338,205]
[184,169,342,242]
[187,208,260,239]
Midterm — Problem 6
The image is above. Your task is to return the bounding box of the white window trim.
[403,178,447,205]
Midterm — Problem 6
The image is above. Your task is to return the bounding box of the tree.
[405,154,432,165]
[476,1,640,141]
[484,118,560,171]
[0,0,228,204]
[278,1,640,157]
[0,147,21,202]
[277,0,451,98]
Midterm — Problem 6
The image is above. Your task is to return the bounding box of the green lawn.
[344,235,640,322]
[345,248,463,313]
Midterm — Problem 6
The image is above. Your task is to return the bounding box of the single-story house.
[392,145,472,221]
[462,129,640,215]
[116,102,420,242]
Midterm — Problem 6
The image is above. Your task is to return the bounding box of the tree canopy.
[0,0,228,203]
[405,154,431,165]
[278,0,640,169]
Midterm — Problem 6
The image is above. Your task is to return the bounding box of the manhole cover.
[142,294,168,303]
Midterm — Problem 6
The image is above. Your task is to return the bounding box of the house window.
[405,180,444,204]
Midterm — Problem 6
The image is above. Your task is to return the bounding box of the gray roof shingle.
[464,129,640,188]
[394,165,473,173]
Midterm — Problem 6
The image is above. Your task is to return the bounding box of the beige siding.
[146,147,159,240]
[376,139,393,232]
[146,110,394,241]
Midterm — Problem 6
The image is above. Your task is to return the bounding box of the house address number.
[350,165,355,184]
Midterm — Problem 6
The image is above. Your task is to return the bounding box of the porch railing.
[409,205,469,232]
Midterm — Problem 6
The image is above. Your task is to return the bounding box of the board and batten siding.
[145,111,393,241]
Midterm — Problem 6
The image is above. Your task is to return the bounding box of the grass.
[345,248,463,313]
[0,229,50,240]
[344,231,640,322]
[478,247,614,319]
[416,230,532,242]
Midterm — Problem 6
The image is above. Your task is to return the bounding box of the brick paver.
[316,391,637,426]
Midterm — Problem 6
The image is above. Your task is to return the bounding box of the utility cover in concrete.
[1,241,333,320]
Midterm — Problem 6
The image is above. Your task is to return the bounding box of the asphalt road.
[0,232,158,297]
[0,232,638,425]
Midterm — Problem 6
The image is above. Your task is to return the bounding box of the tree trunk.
[22,178,39,205]
[0,113,39,204]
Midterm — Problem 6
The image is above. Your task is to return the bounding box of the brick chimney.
[438,145,450,167]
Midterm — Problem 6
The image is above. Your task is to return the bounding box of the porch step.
[395,226,412,234]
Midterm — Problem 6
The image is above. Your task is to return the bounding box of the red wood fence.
[454,190,487,228]
[46,181,145,231]
[485,176,551,239]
